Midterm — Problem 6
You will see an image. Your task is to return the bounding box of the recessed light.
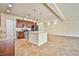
[54,22,57,24]
[40,22,43,24]
[8,4,12,7]
[6,10,10,13]
[47,22,50,25]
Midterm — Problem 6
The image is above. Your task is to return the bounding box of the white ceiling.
[0,3,79,22]
[0,3,59,22]
[56,3,79,20]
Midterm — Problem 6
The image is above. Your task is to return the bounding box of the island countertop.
[29,31,47,33]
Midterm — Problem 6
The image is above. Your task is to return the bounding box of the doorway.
[6,19,16,39]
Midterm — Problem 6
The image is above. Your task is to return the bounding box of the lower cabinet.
[17,32,25,39]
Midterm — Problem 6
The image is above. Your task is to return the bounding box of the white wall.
[2,12,79,38]
[0,13,1,29]
[0,13,46,39]
[1,13,23,29]
[0,13,23,38]
[44,19,79,37]
[38,22,45,32]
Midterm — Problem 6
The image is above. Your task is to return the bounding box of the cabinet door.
[17,32,25,39]
[16,19,24,28]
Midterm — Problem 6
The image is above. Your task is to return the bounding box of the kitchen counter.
[29,31,47,46]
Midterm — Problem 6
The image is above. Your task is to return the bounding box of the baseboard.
[48,33,79,38]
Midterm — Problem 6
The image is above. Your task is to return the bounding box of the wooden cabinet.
[17,32,25,39]
[16,19,25,39]
[16,19,24,28]
[16,19,34,39]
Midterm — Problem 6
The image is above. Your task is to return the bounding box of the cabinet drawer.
[17,32,25,39]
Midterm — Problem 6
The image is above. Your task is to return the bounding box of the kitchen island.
[29,31,47,46]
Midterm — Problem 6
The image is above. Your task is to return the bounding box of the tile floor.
[15,34,79,56]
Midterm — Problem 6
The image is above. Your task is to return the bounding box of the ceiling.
[0,3,79,22]
[0,3,59,22]
[56,3,79,20]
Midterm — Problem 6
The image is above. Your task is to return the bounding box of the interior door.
[6,19,15,39]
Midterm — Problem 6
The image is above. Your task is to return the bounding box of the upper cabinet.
[16,19,24,28]
[16,19,34,28]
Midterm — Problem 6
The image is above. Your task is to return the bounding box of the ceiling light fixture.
[54,22,57,24]
[47,22,50,25]
[6,9,10,13]
[8,4,12,7]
